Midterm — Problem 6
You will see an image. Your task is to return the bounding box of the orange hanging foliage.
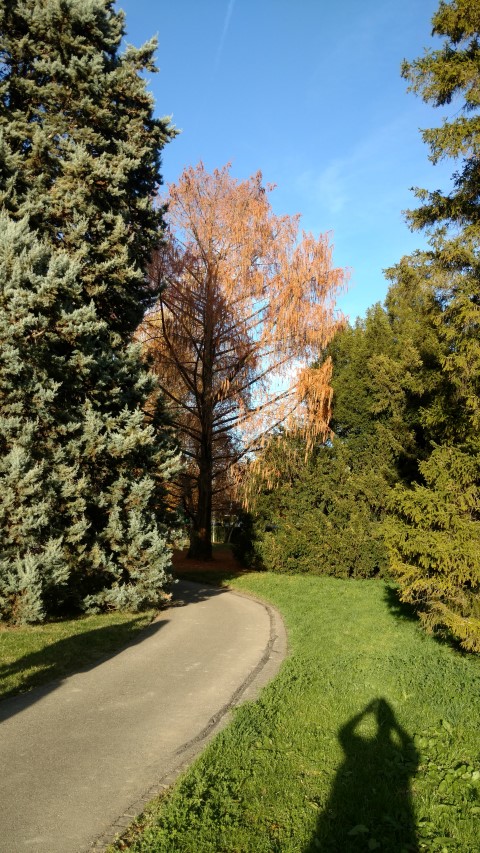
[140,162,347,557]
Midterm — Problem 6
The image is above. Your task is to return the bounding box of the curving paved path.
[0,581,286,853]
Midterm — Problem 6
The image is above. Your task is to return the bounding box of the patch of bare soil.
[172,545,245,577]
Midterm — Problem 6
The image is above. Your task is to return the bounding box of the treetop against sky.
[119,0,454,321]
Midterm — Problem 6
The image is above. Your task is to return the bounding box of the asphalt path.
[0,581,286,853]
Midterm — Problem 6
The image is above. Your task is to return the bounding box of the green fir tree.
[386,446,480,652]
[0,0,174,337]
[386,0,480,651]
[401,0,480,431]
[0,1,180,623]
[238,299,439,578]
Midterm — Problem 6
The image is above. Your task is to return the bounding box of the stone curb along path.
[0,581,287,853]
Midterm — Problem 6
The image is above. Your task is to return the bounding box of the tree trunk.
[188,269,214,561]
[188,450,213,560]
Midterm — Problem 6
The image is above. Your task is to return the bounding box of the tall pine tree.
[385,0,480,651]
[401,0,480,431]
[0,0,180,622]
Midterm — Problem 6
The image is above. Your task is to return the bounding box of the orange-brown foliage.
[140,163,347,540]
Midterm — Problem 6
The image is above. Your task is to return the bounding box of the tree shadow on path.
[305,698,419,852]
[0,617,169,720]
[0,579,229,721]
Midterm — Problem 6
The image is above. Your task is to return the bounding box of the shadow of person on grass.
[306,698,419,852]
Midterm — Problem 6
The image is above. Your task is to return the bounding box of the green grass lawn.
[110,573,480,853]
[0,610,154,700]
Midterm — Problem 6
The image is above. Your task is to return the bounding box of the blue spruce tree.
[0,1,181,622]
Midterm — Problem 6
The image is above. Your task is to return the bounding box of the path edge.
[89,582,288,852]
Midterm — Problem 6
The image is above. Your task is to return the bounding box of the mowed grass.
[0,610,154,700]
[111,574,480,853]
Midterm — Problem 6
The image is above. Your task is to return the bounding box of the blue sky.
[119,0,452,321]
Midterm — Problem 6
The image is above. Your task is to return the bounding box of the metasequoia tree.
[0,0,180,622]
[143,163,347,559]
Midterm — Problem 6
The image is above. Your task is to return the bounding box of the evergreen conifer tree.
[401,0,480,432]
[386,446,480,651]
[385,0,480,651]
[0,1,180,622]
[238,299,440,578]
[0,0,173,337]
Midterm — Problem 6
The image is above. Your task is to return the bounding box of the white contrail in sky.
[215,0,236,71]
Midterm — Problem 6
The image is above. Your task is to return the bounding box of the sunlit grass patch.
[110,574,480,853]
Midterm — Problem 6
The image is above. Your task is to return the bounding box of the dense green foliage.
[0,0,180,623]
[386,446,480,652]
[386,0,480,651]
[238,434,389,579]
[110,573,480,853]
[237,288,441,578]
[239,0,480,653]
[385,250,480,651]
[0,0,173,338]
